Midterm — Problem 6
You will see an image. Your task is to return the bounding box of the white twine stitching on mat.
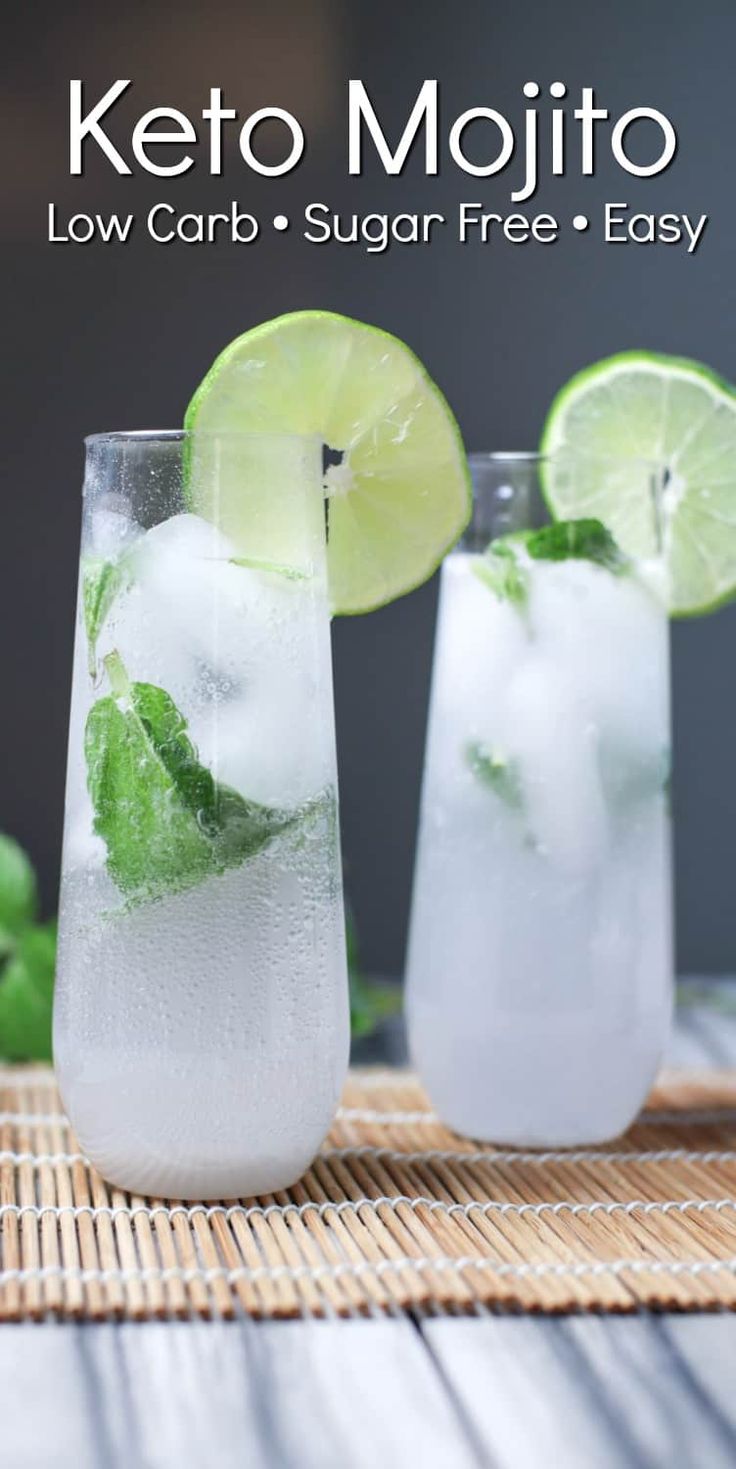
[0,1071,58,1086]
[0,1151,88,1166]
[336,1105,736,1127]
[0,1113,70,1128]
[642,1109,736,1124]
[324,1144,736,1167]
[11,1101,735,1129]
[349,1068,736,1101]
[338,1108,440,1124]
[2,1195,736,1224]
[3,1255,736,1287]
[346,1072,414,1089]
[2,1106,736,1133]
[1,1144,736,1171]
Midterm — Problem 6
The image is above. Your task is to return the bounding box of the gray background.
[2,0,734,976]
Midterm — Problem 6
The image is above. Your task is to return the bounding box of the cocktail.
[55,431,349,1197]
[55,312,471,1197]
[407,349,736,1146]
[406,453,672,1144]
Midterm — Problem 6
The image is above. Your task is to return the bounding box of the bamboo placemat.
[3,1066,736,1319]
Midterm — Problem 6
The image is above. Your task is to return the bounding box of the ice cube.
[87,505,143,559]
[500,652,609,875]
[529,559,669,790]
[95,512,331,806]
[436,555,528,733]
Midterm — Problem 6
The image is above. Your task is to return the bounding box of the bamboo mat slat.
[3,1066,736,1320]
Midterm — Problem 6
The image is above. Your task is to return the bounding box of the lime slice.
[184,311,471,614]
[540,351,736,615]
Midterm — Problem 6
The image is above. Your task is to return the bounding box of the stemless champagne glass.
[406,452,673,1146]
[55,431,348,1198]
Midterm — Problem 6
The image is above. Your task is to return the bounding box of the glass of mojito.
[54,311,472,1198]
[406,452,673,1145]
[55,430,349,1198]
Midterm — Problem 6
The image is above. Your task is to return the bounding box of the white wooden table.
[4,985,736,1469]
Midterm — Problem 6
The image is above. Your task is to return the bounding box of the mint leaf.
[345,908,401,1039]
[0,834,38,954]
[349,972,401,1039]
[473,520,628,607]
[0,920,55,1062]
[523,519,628,572]
[83,555,134,675]
[0,837,56,1062]
[466,743,523,809]
[85,654,304,906]
[472,542,527,605]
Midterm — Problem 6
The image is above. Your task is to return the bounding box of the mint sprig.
[523,519,629,572]
[0,833,38,956]
[472,542,527,604]
[0,836,55,1061]
[473,518,629,606]
[86,653,308,907]
[346,908,401,1040]
[83,554,135,676]
[0,923,56,1061]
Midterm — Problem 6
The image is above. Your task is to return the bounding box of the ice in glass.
[406,454,673,1145]
[55,432,348,1198]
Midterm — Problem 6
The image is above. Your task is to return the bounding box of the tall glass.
[55,431,348,1198]
[406,453,673,1145]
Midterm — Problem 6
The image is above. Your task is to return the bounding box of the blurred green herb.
[0,836,395,1055]
[346,908,400,1039]
[523,518,629,572]
[473,518,629,610]
[82,555,131,675]
[465,742,523,809]
[0,836,55,1061]
[472,541,528,605]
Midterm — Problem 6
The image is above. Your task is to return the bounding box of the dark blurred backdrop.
[2,0,735,975]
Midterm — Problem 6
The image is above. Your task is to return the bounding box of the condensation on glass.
[405,452,673,1146]
[55,431,348,1198]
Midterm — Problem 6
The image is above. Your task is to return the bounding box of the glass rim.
[468,449,663,472]
[84,428,321,448]
[469,450,540,464]
[461,448,666,553]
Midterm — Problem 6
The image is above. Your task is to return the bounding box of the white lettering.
[574,88,609,175]
[449,108,514,178]
[202,87,236,175]
[348,80,438,175]
[239,108,304,176]
[131,109,197,177]
[69,79,131,175]
[611,108,677,176]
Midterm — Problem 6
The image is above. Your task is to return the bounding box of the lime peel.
[184,311,472,615]
[540,350,736,616]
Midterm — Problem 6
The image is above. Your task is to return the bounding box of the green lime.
[184,311,471,614]
[540,351,736,615]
